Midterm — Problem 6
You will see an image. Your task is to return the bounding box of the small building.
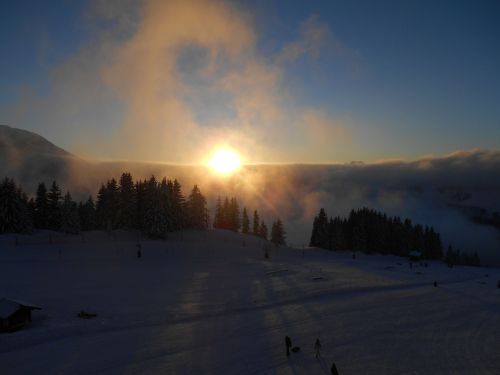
[409,251,422,262]
[0,298,41,332]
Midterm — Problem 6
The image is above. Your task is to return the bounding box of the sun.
[208,149,241,175]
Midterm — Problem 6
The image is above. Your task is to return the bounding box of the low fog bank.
[2,135,500,265]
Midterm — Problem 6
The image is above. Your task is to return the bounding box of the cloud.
[1,0,356,164]
[278,15,331,62]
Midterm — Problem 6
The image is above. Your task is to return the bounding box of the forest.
[0,175,286,245]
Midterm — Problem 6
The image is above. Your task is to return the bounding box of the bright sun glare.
[208,149,241,175]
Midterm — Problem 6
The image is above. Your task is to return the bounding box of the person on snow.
[314,338,322,358]
[285,336,292,357]
[331,361,339,375]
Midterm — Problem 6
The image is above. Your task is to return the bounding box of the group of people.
[285,336,339,375]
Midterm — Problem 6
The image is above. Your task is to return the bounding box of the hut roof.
[0,298,41,319]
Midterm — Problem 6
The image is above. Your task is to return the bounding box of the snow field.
[0,230,499,374]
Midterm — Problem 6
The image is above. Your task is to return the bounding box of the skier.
[285,336,292,357]
[433,280,438,287]
[331,361,339,375]
[314,338,321,359]
[136,244,142,259]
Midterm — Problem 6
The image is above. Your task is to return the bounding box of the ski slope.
[1,230,499,374]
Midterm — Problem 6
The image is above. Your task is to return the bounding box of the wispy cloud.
[1,0,358,164]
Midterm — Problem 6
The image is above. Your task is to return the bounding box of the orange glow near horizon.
[207,148,242,175]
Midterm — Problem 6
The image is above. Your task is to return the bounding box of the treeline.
[445,245,480,267]
[0,175,287,245]
[213,196,286,245]
[310,207,480,266]
[310,207,443,257]
[0,174,209,238]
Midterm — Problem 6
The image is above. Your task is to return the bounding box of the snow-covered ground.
[1,230,499,374]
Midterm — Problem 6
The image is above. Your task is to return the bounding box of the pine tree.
[310,208,328,247]
[135,179,146,231]
[143,176,168,238]
[253,210,260,235]
[271,218,286,245]
[95,184,108,229]
[106,178,119,229]
[222,197,230,229]
[186,185,209,229]
[259,221,268,240]
[79,196,96,230]
[0,178,33,233]
[229,197,240,231]
[159,178,173,232]
[171,179,185,230]
[34,182,48,229]
[214,196,223,229]
[117,172,136,229]
[242,207,250,234]
[47,181,62,230]
[60,192,80,234]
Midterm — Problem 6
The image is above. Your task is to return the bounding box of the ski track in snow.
[0,230,499,374]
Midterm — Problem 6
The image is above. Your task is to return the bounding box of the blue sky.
[1,0,499,163]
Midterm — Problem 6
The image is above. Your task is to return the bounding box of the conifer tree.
[242,207,250,234]
[79,196,96,231]
[60,192,80,234]
[159,178,173,232]
[95,184,108,230]
[186,185,209,229]
[34,182,48,229]
[106,178,119,229]
[118,172,136,229]
[222,197,230,229]
[229,197,240,231]
[47,181,62,230]
[253,210,260,235]
[0,178,33,233]
[271,218,286,245]
[214,196,223,229]
[259,221,268,240]
[143,176,168,238]
[135,179,146,231]
[171,179,185,230]
[310,208,328,247]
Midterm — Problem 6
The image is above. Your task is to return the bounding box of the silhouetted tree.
[79,196,96,231]
[0,178,33,233]
[242,207,250,234]
[117,172,136,229]
[253,210,260,236]
[60,192,80,234]
[47,181,62,230]
[34,182,48,229]
[271,218,286,245]
[186,185,209,229]
[309,207,449,261]
[259,221,268,240]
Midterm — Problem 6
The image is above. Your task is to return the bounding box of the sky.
[1,0,499,164]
